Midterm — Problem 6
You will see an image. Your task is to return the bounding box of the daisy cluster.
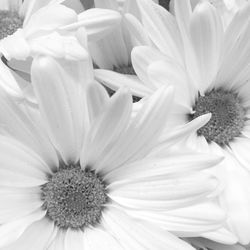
[0,0,250,249]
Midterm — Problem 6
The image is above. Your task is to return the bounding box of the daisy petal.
[86,82,109,122]
[137,0,182,62]
[109,173,218,210]
[62,8,122,42]
[0,135,49,187]
[0,209,46,248]
[94,69,152,97]
[0,89,59,169]
[82,87,132,173]
[102,206,194,250]
[2,217,54,250]
[190,1,223,93]
[47,230,66,250]
[64,229,84,250]
[32,56,86,164]
[105,152,222,183]
[126,202,225,237]
[24,4,77,36]
[93,86,175,175]
[84,227,123,250]
[0,186,42,223]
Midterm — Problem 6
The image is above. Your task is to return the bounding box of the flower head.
[122,0,250,244]
[0,54,224,249]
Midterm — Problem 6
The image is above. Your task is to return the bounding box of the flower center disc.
[192,89,246,146]
[42,167,108,229]
[0,10,23,40]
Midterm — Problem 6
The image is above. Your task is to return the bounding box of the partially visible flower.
[0,54,225,250]
[0,0,121,83]
[118,0,250,245]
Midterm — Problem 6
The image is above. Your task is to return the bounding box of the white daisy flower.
[118,0,250,245]
[0,54,224,250]
[0,0,121,65]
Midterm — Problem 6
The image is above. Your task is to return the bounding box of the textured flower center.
[41,166,108,229]
[0,10,23,40]
[192,89,246,146]
[113,65,136,75]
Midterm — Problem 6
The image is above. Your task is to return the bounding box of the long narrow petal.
[0,209,46,248]
[102,207,195,250]
[109,173,218,210]
[0,186,42,223]
[0,135,50,187]
[2,217,54,250]
[81,87,132,173]
[105,151,222,183]
[190,1,223,93]
[93,86,175,175]
[32,56,87,164]
[64,229,84,250]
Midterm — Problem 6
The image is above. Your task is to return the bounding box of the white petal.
[2,217,54,250]
[0,89,59,169]
[47,230,66,250]
[94,69,152,97]
[84,227,123,250]
[86,82,109,122]
[109,173,218,210]
[0,29,30,60]
[124,13,152,46]
[31,56,86,164]
[93,86,175,175]
[24,4,77,37]
[30,32,89,60]
[190,1,223,93]
[127,202,225,237]
[0,186,42,223]
[0,135,50,187]
[201,227,238,245]
[82,87,132,173]
[0,209,46,248]
[102,206,195,250]
[131,45,169,89]
[105,152,222,183]
[137,0,183,62]
[147,59,196,107]
[62,8,121,42]
[64,229,84,250]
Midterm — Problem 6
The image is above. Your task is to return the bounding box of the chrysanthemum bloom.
[0,54,225,249]
[117,0,250,245]
[0,0,121,73]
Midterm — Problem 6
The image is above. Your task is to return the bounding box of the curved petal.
[93,86,175,176]
[31,56,87,164]
[62,8,122,42]
[0,186,42,224]
[190,1,223,93]
[102,206,195,250]
[109,173,218,210]
[0,135,50,187]
[2,217,54,250]
[0,209,46,248]
[81,87,132,173]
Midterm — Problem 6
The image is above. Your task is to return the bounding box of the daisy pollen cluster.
[0,0,249,250]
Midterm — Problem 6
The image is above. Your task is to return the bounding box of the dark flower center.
[41,166,108,229]
[191,89,246,146]
[0,10,23,40]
